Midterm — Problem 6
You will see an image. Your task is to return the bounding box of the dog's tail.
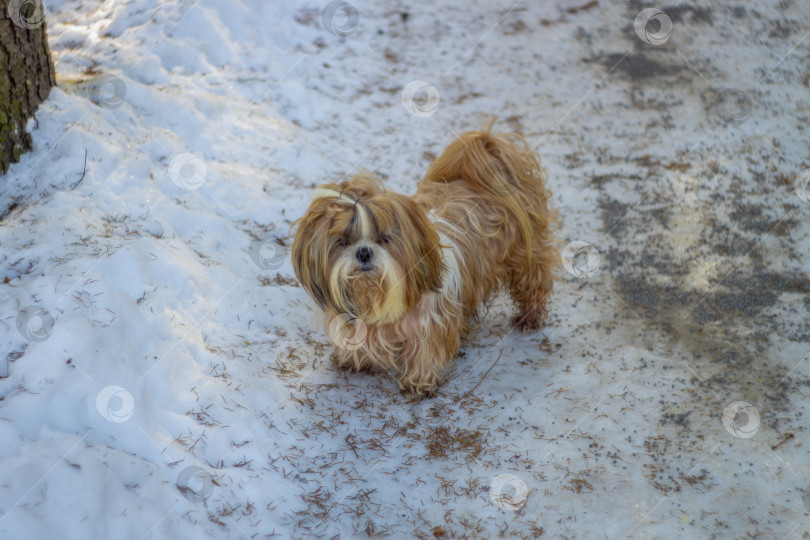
[421,125,556,263]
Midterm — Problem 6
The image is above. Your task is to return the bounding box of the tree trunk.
[0,0,55,173]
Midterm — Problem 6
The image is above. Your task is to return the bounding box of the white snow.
[1,0,809,538]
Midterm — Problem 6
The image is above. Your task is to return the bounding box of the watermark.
[321,0,359,37]
[176,466,215,502]
[794,169,810,205]
[650,322,680,357]
[96,385,135,423]
[249,238,286,270]
[634,8,672,46]
[561,241,600,277]
[7,0,45,30]
[327,313,367,350]
[16,305,55,342]
[89,74,127,110]
[401,80,440,118]
[489,474,528,511]
[169,152,207,190]
[721,401,760,439]
[716,90,753,125]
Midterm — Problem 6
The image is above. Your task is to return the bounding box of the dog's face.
[292,174,444,324]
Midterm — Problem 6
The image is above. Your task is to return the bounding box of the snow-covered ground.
[1,0,809,537]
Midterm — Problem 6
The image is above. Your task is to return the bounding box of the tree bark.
[0,0,55,173]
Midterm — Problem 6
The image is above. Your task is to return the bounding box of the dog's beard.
[328,250,408,325]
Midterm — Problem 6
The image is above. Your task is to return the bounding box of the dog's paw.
[331,350,374,372]
[330,349,356,370]
[399,376,440,399]
[512,312,542,332]
[401,385,438,400]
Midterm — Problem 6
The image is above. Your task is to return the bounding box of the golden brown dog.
[292,127,560,397]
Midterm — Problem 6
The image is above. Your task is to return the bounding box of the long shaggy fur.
[292,127,560,397]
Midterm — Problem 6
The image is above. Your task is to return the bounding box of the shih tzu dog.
[292,127,560,397]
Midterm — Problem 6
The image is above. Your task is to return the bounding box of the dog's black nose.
[355,246,373,265]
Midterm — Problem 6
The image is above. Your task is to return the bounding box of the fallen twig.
[71,150,88,190]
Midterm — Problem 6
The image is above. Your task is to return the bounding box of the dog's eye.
[337,238,349,248]
[377,234,392,245]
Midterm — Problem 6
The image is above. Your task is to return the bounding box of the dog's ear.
[291,206,332,309]
[388,193,444,295]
